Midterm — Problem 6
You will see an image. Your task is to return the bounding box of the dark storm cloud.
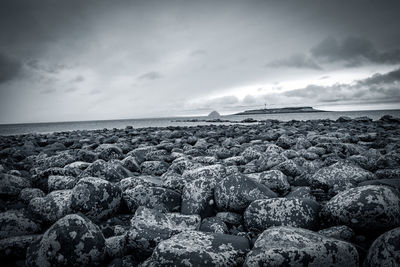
[311,36,400,66]
[266,53,322,70]
[138,71,162,80]
[0,53,21,84]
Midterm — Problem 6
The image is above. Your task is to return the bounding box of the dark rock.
[321,185,400,232]
[80,159,132,182]
[216,212,243,226]
[247,170,290,195]
[48,175,78,191]
[181,178,215,217]
[215,173,277,213]
[26,214,106,267]
[318,225,355,242]
[71,177,121,221]
[200,217,228,234]
[0,234,42,260]
[244,226,359,266]
[140,161,169,176]
[0,210,41,239]
[0,173,31,197]
[19,188,45,204]
[244,198,320,232]
[365,226,400,267]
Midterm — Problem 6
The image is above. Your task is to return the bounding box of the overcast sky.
[1,0,400,123]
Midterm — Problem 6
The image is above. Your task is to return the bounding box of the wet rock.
[244,198,320,232]
[215,173,277,213]
[0,173,31,197]
[48,175,78,191]
[0,210,41,239]
[310,162,374,193]
[143,231,250,266]
[200,217,228,234]
[318,225,355,242]
[365,226,400,267]
[321,185,400,232]
[29,189,73,224]
[248,170,290,195]
[140,161,169,176]
[19,188,45,204]
[26,214,106,267]
[71,177,121,221]
[244,226,359,266]
[122,185,181,212]
[0,234,42,260]
[80,159,132,182]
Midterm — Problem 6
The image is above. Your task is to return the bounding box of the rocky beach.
[0,115,400,266]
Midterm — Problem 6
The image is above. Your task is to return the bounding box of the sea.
[1,109,399,136]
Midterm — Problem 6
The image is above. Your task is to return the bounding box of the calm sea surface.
[1,109,399,136]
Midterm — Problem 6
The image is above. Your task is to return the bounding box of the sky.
[0,0,400,123]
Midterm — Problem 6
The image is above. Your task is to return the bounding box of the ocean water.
[0,109,399,136]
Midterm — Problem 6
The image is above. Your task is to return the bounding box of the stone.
[80,159,132,182]
[0,173,31,197]
[121,156,141,172]
[19,188,45,204]
[244,198,320,232]
[244,226,359,266]
[143,231,250,266]
[71,177,121,221]
[200,217,228,234]
[365,226,400,267]
[122,185,181,213]
[247,170,290,195]
[215,173,277,213]
[0,234,42,260]
[140,161,169,176]
[26,214,106,267]
[216,212,243,226]
[48,175,78,191]
[318,225,355,242]
[181,178,215,217]
[321,185,400,232]
[0,210,41,239]
[29,190,73,224]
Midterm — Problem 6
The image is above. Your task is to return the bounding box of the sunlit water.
[1,109,399,136]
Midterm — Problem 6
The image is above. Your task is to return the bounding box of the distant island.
[234,106,326,115]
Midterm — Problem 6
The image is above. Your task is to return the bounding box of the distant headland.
[234,106,326,115]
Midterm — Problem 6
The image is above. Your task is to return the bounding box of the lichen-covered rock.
[247,170,290,195]
[34,151,76,170]
[80,159,132,182]
[26,214,106,267]
[215,174,277,213]
[244,226,359,266]
[272,159,303,178]
[29,189,73,224]
[358,178,400,190]
[181,164,226,183]
[121,156,141,172]
[321,185,400,232]
[0,173,31,197]
[286,186,316,200]
[71,177,121,221]
[318,225,355,242]
[140,161,169,176]
[143,231,250,266]
[95,144,123,161]
[365,226,400,267]
[181,178,215,217]
[0,234,42,260]
[105,235,127,258]
[48,175,78,191]
[310,162,374,193]
[122,185,181,212]
[19,188,45,204]
[127,146,156,164]
[255,152,287,172]
[200,217,228,234]
[0,210,41,239]
[244,198,320,232]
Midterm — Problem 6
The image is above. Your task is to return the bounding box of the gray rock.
[215,174,277,213]
[286,186,316,201]
[200,217,228,234]
[95,144,124,161]
[122,185,181,212]
[244,198,320,232]
[365,226,400,267]
[318,225,355,242]
[80,159,132,182]
[26,214,106,267]
[140,161,169,176]
[71,177,121,221]
[216,212,243,226]
[0,234,42,260]
[321,185,400,232]
[29,189,73,224]
[48,175,78,191]
[181,178,216,217]
[121,156,141,172]
[19,188,45,204]
[244,226,359,266]
[143,231,250,266]
[0,210,41,239]
[0,173,31,197]
[247,170,290,195]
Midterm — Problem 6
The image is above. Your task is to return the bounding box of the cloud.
[138,71,162,80]
[266,53,322,70]
[40,88,56,94]
[311,36,400,66]
[0,52,21,84]
[72,75,84,83]
[190,49,207,57]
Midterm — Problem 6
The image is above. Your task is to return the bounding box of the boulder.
[140,161,169,176]
[143,231,250,266]
[321,185,400,232]
[215,173,277,213]
[26,214,106,267]
[71,177,121,221]
[244,198,320,232]
[199,217,228,234]
[247,170,290,195]
[29,190,73,224]
[0,173,31,197]
[0,234,42,260]
[48,175,78,191]
[80,159,132,182]
[318,225,355,242]
[365,226,400,267]
[181,178,216,217]
[244,226,359,266]
[0,210,41,239]
[19,188,45,204]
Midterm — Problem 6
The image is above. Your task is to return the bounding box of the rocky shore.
[1,115,400,266]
